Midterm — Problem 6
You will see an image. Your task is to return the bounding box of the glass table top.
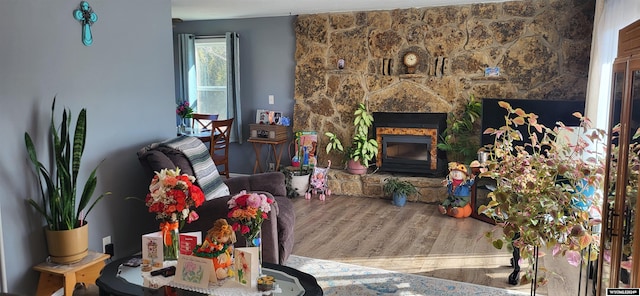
[116,261,305,296]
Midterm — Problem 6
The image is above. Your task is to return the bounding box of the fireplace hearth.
[373,112,447,177]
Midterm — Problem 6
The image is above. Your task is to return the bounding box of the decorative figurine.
[193,219,237,280]
[439,162,474,218]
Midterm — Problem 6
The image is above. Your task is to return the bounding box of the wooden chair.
[210,118,234,178]
[191,113,219,130]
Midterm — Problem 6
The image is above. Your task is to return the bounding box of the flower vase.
[245,226,263,275]
[179,117,188,133]
[161,220,180,261]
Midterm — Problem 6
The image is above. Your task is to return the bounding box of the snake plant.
[25,97,110,231]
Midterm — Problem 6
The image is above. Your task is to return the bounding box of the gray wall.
[0,0,174,293]
[173,16,297,174]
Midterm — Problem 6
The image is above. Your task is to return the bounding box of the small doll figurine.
[439,162,475,218]
[196,219,237,279]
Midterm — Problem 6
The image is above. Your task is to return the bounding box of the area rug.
[285,255,527,296]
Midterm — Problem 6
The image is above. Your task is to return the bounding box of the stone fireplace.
[290,1,594,201]
[373,112,447,177]
[292,1,594,170]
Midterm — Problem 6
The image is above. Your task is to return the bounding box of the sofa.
[137,144,295,264]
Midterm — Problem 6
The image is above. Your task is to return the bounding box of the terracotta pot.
[347,159,367,175]
[45,221,89,264]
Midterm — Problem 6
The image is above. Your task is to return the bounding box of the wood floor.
[290,195,595,296]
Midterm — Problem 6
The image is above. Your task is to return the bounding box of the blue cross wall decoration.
[73,1,98,46]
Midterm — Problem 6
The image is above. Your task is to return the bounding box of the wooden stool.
[33,251,110,296]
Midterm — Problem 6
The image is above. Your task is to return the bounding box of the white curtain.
[586,0,640,130]
[226,32,243,144]
[176,33,197,125]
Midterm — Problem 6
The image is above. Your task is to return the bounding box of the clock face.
[404,52,418,67]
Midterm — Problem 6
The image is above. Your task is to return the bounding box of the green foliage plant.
[479,101,605,285]
[383,177,420,197]
[324,103,379,168]
[437,95,482,164]
[25,97,110,231]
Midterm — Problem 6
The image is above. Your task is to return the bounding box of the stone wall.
[293,0,595,167]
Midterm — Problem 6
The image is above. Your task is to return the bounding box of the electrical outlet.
[105,243,115,257]
[268,162,275,171]
[268,95,275,105]
[102,236,111,253]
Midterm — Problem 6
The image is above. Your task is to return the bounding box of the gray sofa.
[137,145,295,264]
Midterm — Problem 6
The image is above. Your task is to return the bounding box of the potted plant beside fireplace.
[383,177,419,207]
[437,95,482,164]
[324,103,378,175]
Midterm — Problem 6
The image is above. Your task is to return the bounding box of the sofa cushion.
[155,136,230,200]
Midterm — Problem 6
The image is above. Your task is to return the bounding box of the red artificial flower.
[145,168,205,226]
[241,225,250,234]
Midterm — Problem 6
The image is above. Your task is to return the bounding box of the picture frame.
[256,109,284,125]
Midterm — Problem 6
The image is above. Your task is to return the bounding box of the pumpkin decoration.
[447,203,472,218]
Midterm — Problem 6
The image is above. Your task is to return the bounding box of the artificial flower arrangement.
[227,191,274,247]
[145,168,205,259]
[176,99,194,119]
[478,101,606,286]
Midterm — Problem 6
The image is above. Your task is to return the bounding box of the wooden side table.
[33,250,110,296]
[248,138,288,174]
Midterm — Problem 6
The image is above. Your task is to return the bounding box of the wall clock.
[403,52,418,74]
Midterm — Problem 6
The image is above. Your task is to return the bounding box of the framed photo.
[484,67,500,77]
[256,109,270,124]
[174,255,215,289]
[256,109,284,125]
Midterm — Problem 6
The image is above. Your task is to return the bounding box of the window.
[195,38,227,118]
[177,32,242,143]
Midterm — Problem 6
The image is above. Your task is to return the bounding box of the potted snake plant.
[25,97,110,263]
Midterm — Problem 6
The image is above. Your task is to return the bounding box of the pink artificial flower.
[187,211,199,223]
[247,194,262,209]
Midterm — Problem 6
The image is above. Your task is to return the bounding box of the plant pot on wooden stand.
[45,221,89,264]
[24,98,109,263]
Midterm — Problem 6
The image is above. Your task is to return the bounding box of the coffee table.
[96,255,323,296]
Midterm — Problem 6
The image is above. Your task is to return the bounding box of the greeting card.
[179,232,202,255]
[174,255,215,289]
[234,247,260,288]
[142,232,164,268]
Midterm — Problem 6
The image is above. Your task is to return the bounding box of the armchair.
[137,137,295,264]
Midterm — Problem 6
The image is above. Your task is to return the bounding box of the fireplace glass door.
[381,135,431,173]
